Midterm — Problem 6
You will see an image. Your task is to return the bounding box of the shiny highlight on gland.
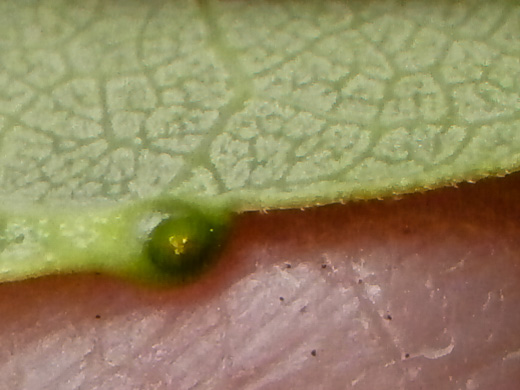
[169,235,189,255]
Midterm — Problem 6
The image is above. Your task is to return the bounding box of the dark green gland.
[144,206,229,278]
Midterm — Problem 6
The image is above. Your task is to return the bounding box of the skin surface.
[1,172,519,389]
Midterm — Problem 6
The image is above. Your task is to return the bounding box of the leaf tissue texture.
[1,0,519,208]
[0,0,519,282]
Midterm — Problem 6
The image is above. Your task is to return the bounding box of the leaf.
[0,0,519,283]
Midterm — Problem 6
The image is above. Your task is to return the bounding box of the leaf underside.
[0,0,519,283]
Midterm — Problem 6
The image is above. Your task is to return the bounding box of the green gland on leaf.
[144,205,230,280]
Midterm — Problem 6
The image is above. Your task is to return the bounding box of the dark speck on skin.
[384,314,392,320]
[311,350,317,357]
[95,315,101,319]
[284,263,292,269]
[405,353,410,358]
[321,264,327,269]
[358,279,363,284]
[279,296,284,302]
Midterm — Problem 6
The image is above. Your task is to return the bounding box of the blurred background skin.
[1,172,519,389]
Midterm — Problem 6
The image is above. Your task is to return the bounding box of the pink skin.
[1,173,520,389]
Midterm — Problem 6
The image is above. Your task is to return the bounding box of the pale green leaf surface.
[0,0,519,283]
